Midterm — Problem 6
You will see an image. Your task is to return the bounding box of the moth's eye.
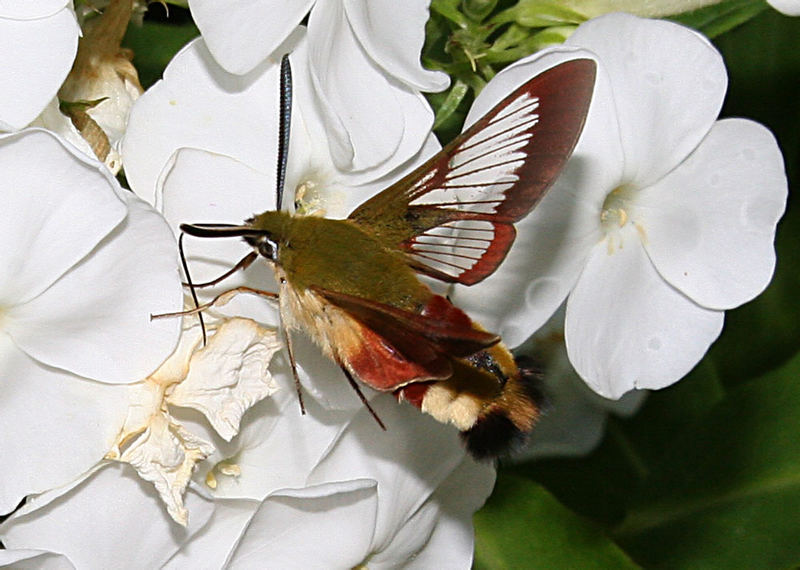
[257,236,278,260]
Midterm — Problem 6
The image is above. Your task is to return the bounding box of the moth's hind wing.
[311,286,498,391]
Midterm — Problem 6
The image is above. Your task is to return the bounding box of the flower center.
[205,460,241,490]
[599,184,644,254]
[600,184,635,232]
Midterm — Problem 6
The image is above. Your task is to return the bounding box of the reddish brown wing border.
[348,59,596,285]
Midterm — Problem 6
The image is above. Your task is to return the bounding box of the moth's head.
[179,220,278,261]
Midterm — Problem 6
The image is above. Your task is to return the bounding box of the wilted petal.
[0,338,132,514]
[0,464,215,568]
[566,13,727,187]
[227,480,378,567]
[343,0,449,91]
[8,191,182,383]
[640,119,787,310]
[167,318,281,441]
[452,48,617,346]
[565,234,724,398]
[118,412,215,525]
[0,4,79,130]
[0,129,125,305]
[189,0,314,75]
[306,0,433,172]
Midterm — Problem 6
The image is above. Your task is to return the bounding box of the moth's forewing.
[348,58,597,285]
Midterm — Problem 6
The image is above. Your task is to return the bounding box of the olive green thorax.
[247,210,432,311]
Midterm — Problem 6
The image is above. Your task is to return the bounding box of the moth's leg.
[276,280,306,415]
[151,286,279,320]
[337,362,386,431]
[282,325,306,416]
[186,252,259,288]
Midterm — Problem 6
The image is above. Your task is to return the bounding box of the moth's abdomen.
[460,355,544,459]
[396,347,544,460]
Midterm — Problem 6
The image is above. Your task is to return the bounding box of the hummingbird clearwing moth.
[178,55,596,459]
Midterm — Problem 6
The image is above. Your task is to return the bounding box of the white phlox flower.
[0,1,79,131]
[453,13,787,399]
[187,0,448,172]
[0,129,181,514]
[219,399,495,568]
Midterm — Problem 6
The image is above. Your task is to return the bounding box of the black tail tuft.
[461,355,546,460]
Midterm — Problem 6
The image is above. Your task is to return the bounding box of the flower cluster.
[0,0,792,567]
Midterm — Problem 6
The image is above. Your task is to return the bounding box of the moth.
[177,55,595,459]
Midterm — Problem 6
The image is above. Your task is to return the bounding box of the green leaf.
[492,0,585,28]
[669,0,767,38]
[614,351,800,568]
[474,473,640,569]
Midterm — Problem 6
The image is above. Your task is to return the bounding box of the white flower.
[0,129,182,513]
[453,14,787,399]
[767,0,800,15]
[0,1,79,131]
[1,393,492,568]
[187,0,447,172]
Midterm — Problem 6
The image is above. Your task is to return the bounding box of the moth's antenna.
[276,53,292,211]
[178,232,207,345]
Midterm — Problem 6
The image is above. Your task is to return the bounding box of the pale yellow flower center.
[600,184,646,254]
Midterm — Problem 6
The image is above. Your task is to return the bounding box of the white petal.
[0,1,70,19]
[373,455,495,569]
[8,192,182,383]
[343,0,449,91]
[565,234,724,399]
[227,480,378,568]
[118,412,215,525]
[161,148,284,326]
[198,390,352,500]
[0,464,215,568]
[0,6,79,130]
[309,395,471,553]
[168,318,281,441]
[189,0,313,75]
[0,338,132,514]
[306,0,433,172]
[518,348,611,459]
[0,129,125,305]
[567,13,727,187]
[0,549,74,569]
[162,499,259,569]
[640,119,787,310]
[452,48,620,346]
[122,38,285,205]
[768,0,800,15]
